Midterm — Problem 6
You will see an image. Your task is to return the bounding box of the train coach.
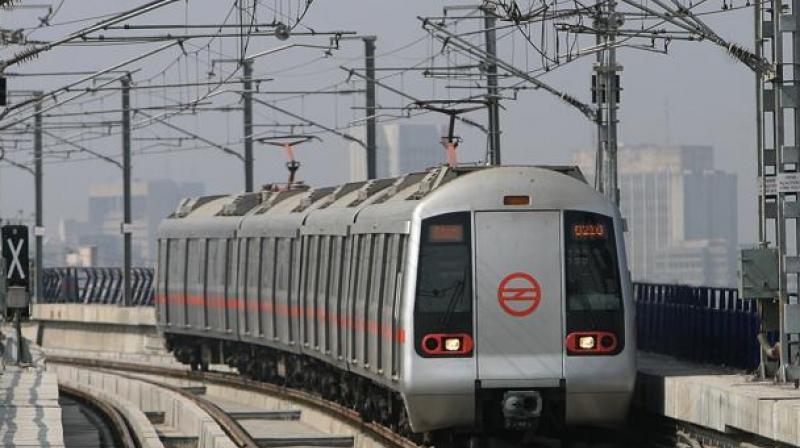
[156,164,636,444]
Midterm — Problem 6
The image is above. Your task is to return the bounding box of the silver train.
[156,165,636,443]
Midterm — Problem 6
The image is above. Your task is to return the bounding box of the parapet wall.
[31,303,164,355]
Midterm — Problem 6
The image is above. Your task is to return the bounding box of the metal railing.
[41,267,154,306]
[634,283,761,370]
[38,269,761,369]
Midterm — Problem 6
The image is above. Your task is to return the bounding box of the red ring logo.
[497,272,542,317]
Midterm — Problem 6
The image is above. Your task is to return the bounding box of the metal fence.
[37,269,761,368]
[41,267,154,306]
[634,283,761,370]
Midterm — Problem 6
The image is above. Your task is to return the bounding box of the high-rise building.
[59,180,204,266]
[573,145,738,287]
[350,124,444,180]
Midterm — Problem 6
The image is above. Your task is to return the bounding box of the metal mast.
[243,59,254,192]
[364,36,377,179]
[33,92,43,304]
[756,0,800,381]
[483,3,501,165]
[594,0,621,205]
[121,75,132,307]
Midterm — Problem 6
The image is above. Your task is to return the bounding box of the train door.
[474,211,564,384]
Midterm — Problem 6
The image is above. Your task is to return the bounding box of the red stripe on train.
[161,293,405,343]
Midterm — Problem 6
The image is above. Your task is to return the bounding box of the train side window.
[261,237,276,338]
[206,239,218,329]
[370,234,388,370]
[317,236,330,350]
[289,238,300,344]
[358,234,374,365]
[207,239,216,293]
[239,238,249,334]
[393,234,407,376]
[166,239,181,309]
[224,238,233,332]
[186,239,197,292]
[179,239,189,326]
[347,235,362,362]
[198,239,205,283]
[304,236,321,347]
[169,239,180,321]
[157,239,166,290]
[157,239,168,322]
[276,238,290,340]
[202,239,209,328]
[248,238,261,336]
[334,236,348,359]
[299,236,310,345]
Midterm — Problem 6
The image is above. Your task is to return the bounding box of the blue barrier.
[634,283,761,370]
[41,267,154,306]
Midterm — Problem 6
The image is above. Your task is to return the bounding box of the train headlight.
[578,335,596,350]
[444,337,461,352]
[566,332,618,355]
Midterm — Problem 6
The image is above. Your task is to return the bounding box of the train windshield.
[414,212,473,356]
[563,209,625,353]
[564,210,622,311]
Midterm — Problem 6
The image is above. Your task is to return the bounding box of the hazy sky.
[0,1,757,244]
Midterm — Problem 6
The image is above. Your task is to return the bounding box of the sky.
[0,0,758,244]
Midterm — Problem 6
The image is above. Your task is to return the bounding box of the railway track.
[59,384,137,448]
[48,355,418,448]
[51,354,775,448]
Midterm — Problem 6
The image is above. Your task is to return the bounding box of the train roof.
[157,165,594,239]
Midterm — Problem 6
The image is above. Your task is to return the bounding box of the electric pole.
[754,0,800,381]
[483,4,501,165]
[33,92,43,304]
[593,0,621,205]
[243,59,254,192]
[121,75,132,307]
[364,36,377,179]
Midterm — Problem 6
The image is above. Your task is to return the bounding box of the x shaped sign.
[6,238,25,280]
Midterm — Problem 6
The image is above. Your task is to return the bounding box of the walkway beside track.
[0,325,65,447]
[636,352,800,446]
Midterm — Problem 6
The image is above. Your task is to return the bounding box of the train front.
[400,166,636,439]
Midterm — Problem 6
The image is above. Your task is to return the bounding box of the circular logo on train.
[497,272,542,317]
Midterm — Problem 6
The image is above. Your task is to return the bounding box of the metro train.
[156,165,636,444]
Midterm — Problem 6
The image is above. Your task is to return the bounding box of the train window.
[414,212,473,358]
[167,239,182,298]
[564,211,622,312]
[392,234,407,375]
[261,238,276,337]
[318,236,331,350]
[224,239,233,332]
[334,236,347,358]
[158,240,169,322]
[207,240,217,290]
[248,238,261,334]
[564,210,625,354]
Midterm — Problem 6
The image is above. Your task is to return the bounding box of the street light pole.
[121,75,132,307]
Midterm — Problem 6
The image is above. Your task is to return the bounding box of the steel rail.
[48,356,417,448]
[104,369,260,448]
[58,383,138,448]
